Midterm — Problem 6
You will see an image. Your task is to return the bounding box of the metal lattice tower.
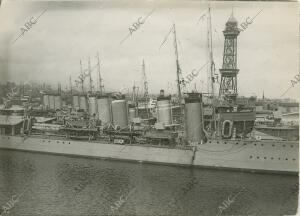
[219,12,240,103]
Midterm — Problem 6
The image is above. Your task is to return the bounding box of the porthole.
[254,143,257,146]
[272,144,275,147]
[264,157,267,159]
[217,141,219,144]
[283,145,286,147]
[285,158,288,161]
[261,144,264,146]
[271,157,274,160]
[209,141,211,143]
[257,156,260,159]
[291,145,293,148]
[244,143,247,145]
[236,142,239,145]
[69,142,71,144]
[250,156,253,159]
[278,158,281,160]
[224,142,227,144]
[293,158,296,161]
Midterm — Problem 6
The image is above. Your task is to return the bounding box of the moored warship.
[0,10,298,174]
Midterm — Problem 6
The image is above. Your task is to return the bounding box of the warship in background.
[0,9,298,174]
[253,97,299,141]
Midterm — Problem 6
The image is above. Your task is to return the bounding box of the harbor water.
[0,149,298,216]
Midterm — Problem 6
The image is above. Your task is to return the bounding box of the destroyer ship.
[0,10,298,174]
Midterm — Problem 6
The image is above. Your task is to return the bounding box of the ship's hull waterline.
[0,135,298,174]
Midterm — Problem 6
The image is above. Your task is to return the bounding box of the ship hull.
[0,135,298,174]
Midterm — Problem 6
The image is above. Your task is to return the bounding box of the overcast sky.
[0,0,299,100]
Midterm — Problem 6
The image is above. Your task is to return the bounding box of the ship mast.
[207,6,217,133]
[159,23,185,124]
[207,6,215,98]
[172,23,183,104]
[88,56,93,93]
[69,75,72,95]
[96,51,104,95]
[172,23,187,127]
[142,59,150,118]
[80,59,84,93]
[132,81,137,104]
[58,83,61,95]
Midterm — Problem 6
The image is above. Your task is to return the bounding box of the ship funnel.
[97,96,112,124]
[112,99,128,128]
[157,89,172,125]
[184,93,204,145]
[159,89,165,97]
[128,104,137,123]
